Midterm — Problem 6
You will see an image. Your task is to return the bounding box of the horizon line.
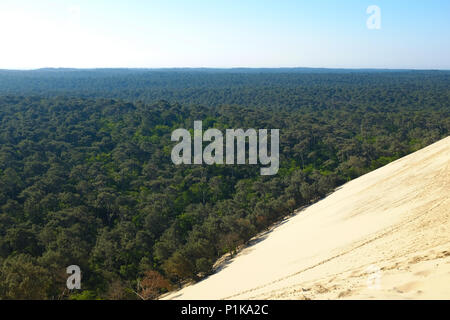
[1,66,449,72]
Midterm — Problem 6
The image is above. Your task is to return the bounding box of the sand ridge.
[163,136,450,300]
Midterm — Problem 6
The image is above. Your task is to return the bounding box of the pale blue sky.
[0,0,449,69]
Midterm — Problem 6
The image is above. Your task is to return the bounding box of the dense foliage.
[0,70,449,299]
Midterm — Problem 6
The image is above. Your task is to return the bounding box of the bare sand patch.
[163,136,450,300]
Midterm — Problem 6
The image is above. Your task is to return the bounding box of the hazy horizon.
[1,66,449,72]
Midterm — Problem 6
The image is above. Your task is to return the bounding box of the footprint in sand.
[337,289,352,298]
[413,270,432,277]
[395,281,421,293]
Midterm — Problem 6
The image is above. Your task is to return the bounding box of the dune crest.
[164,136,450,300]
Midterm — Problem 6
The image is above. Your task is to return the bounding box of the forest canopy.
[0,69,449,299]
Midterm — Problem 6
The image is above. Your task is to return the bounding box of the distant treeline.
[0,69,448,108]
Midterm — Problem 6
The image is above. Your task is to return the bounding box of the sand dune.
[164,136,450,300]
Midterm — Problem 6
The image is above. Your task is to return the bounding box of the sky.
[0,0,449,70]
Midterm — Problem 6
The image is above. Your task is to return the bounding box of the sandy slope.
[164,136,450,300]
